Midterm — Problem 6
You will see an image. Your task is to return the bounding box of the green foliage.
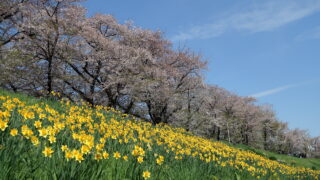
[269,156,277,161]
[231,142,320,170]
[0,89,319,180]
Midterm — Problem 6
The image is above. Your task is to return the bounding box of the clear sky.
[82,0,320,137]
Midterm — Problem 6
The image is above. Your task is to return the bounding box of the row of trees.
[1,0,319,158]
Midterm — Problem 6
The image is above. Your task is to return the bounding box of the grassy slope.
[230,143,320,170]
[0,89,319,180]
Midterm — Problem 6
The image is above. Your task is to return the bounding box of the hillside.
[0,89,319,180]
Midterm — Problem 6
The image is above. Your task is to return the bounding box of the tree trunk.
[226,122,231,143]
[217,126,221,141]
[263,123,268,150]
[47,58,53,94]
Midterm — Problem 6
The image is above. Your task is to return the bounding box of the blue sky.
[82,0,320,137]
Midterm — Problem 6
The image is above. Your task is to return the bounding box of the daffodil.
[10,128,18,136]
[0,120,8,131]
[123,155,128,161]
[102,151,109,159]
[137,156,144,163]
[61,145,68,152]
[42,147,54,157]
[142,171,151,179]
[113,152,121,159]
[48,136,56,144]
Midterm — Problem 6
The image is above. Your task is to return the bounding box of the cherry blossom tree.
[2,0,86,95]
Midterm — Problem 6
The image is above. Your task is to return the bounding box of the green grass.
[229,143,320,170]
[0,89,319,180]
